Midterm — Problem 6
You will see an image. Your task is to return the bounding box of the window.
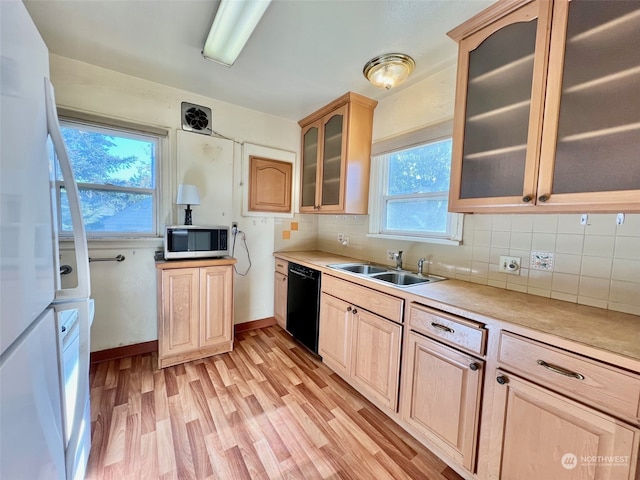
[369,121,463,244]
[52,118,163,238]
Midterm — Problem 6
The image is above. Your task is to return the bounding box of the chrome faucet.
[417,258,426,275]
[393,250,403,270]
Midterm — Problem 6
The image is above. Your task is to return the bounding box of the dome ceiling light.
[363,53,416,90]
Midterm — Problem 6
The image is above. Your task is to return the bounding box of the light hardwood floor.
[87,325,464,480]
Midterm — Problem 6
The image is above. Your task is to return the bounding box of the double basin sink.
[328,262,446,287]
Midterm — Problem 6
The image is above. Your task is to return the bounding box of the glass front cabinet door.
[298,92,377,214]
[448,0,640,213]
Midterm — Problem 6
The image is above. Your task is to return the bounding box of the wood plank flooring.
[86,325,464,480]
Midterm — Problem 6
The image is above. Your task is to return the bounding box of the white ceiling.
[24,0,494,121]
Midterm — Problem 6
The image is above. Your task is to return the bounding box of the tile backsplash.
[311,213,640,316]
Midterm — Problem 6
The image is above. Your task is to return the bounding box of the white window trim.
[56,109,171,241]
[368,119,463,246]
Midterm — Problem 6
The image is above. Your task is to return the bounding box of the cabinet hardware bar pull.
[89,254,125,263]
[536,360,585,380]
[430,322,454,333]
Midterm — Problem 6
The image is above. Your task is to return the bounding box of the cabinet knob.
[496,375,508,385]
[538,194,549,203]
[352,308,357,315]
[469,362,479,371]
[522,195,532,203]
[347,306,352,312]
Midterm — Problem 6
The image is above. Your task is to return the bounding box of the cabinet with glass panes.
[298,92,377,214]
[448,0,640,213]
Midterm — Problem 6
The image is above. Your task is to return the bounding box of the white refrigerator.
[1,2,93,479]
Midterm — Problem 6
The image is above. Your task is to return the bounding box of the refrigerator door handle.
[44,78,91,300]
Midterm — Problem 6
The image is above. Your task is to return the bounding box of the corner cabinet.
[448,0,640,213]
[156,258,235,369]
[299,92,377,214]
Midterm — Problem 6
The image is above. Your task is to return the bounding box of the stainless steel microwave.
[164,225,229,259]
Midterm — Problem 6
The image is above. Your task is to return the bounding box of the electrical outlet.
[387,250,397,260]
[499,256,521,275]
[337,233,344,243]
[232,222,238,235]
[342,236,349,247]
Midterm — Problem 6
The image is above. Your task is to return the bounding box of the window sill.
[366,233,461,246]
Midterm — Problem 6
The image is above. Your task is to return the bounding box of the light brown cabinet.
[319,275,402,411]
[491,372,639,480]
[248,156,292,213]
[273,259,288,328]
[448,0,640,213]
[298,92,377,214]
[156,259,235,368]
[400,304,485,472]
[487,331,640,479]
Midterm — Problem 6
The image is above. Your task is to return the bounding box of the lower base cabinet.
[490,371,640,480]
[400,331,484,472]
[319,289,402,411]
[156,260,234,369]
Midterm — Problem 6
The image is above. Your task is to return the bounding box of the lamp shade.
[176,184,200,205]
[363,53,415,90]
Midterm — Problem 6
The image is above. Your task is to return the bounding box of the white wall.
[50,55,300,351]
[313,64,640,316]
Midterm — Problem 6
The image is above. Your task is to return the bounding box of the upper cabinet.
[299,92,377,214]
[448,0,640,213]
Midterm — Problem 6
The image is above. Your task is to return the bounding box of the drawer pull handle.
[536,360,585,380]
[352,308,358,315]
[496,375,507,385]
[469,362,479,371]
[431,322,454,334]
[347,306,352,312]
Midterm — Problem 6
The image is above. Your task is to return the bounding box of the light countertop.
[275,250,640,368]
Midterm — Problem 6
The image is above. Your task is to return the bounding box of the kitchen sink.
[329,263,388,275]
[369,271,444,286]
[328,262,445,287]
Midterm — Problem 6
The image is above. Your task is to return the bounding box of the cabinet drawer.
[322,275,403,323]
[275,259,288,276]
[498,332,640,420]
[408,303,486,356]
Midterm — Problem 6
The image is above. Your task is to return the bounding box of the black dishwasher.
[286,262,321,354]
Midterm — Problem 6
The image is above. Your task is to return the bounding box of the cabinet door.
[248,156,292,213]
[199,266,233,349]
[318,293,352,378]
[449,0,553,212]
[537,0,640,211]
[491,371,640,480]
[319,104,348,211]
[274,271,287,328]
[161,268,199,358]
[351,308,402,411]
[400,332,483,471]
[300,121,321,212]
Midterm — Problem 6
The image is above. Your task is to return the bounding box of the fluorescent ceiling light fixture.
[203,0,271,67]
[363,53,415,90]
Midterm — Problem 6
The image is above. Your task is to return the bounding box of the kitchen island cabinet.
[298,92,377,214]
[447,0,640,213]
[156,257,235,369]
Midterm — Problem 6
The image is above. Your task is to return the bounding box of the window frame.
[55,111,169,240]
[368,120,463,245]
